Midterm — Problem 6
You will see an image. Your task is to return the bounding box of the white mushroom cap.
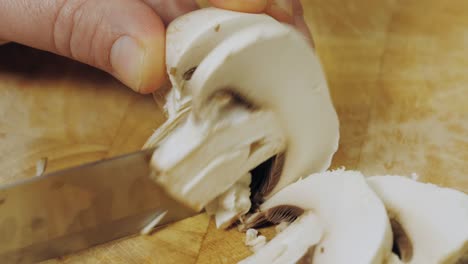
[252,170,392,264]
[188,21,339,198]
[368,176,468,264]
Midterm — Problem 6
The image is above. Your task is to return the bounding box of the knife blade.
[0,148,196,264]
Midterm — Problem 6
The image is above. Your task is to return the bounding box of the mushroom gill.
[390,219,413,262]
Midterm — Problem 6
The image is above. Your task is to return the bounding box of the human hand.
[0,0,311,94]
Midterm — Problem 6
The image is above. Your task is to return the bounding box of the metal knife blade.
[0,148,196,264]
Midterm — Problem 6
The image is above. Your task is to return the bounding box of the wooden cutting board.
[1,0,467,263]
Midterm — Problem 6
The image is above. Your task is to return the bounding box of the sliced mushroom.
[368,176,468,264]
[148,12,339,212]
[243,170,392,264]
[239,211,323,264]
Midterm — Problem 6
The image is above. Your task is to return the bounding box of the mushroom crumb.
[245,228,267,252]
[214,24,221,32]
[36,157,48,177]
[245,228,258,244]
[170,67,177,76]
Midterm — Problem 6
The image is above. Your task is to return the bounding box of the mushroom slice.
[368,176,468,264]
[239,211,323,264]
[243,170,392,264]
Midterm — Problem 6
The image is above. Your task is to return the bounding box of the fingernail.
[110,36,145,92]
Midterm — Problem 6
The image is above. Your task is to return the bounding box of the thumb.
[0,0,166,94]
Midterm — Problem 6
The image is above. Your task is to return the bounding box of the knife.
[0,148,197,264]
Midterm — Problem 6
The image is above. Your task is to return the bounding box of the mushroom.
[241,170,392,264]
[143,8,292,228]
[368,176,468,264]
[147,9,339,215]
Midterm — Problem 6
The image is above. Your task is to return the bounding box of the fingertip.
[109,4,167,94]
[135,33,167,94]
[208,0,268,13]
[130,14,166,94]
[110,34,166,94]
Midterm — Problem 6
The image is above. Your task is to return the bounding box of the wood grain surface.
[0,0,467,263]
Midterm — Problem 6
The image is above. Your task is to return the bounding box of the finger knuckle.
[53,0,110,69]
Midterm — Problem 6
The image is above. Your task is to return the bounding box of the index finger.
[208,0,313,45]
[265,0,313,45]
